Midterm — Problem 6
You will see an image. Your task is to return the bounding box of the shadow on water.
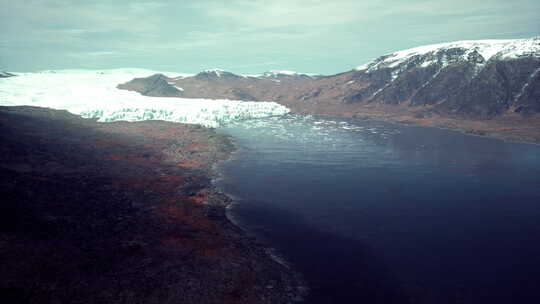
[230,200,413,304]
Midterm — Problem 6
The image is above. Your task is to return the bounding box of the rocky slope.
[0,106,304,304]
[0,71,15,78]
[349,37,540,117]
[118,37,540,141]
[118,68,319,102]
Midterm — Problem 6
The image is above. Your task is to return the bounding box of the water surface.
[216,115,540,303]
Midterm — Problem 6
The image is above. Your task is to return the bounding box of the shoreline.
[375,115,540,145]
[309,112,540,146]
[0,106,305,303]
[281,103,540,145]
[209,129,304,282]
[208,125,309,299]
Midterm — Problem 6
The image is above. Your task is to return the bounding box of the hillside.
[0,106,302,304]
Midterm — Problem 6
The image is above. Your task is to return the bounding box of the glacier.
[0,69,290,128]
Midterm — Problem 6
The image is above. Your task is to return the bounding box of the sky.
[1,0,539,75]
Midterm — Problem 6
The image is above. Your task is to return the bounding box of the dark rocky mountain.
[117,73,183,97]
[118,68,319,101]
[0,71,16,78]
[118,37,540,121]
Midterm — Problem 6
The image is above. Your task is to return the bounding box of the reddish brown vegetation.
[0,106,302,304]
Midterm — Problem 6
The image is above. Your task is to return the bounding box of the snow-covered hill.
[0,69,290,127]
[341,37,540,117]
[356,37,540,72]
[260,70,316,78]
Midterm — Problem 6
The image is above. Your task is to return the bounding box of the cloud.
[193,0,382,28]
[0,0,538,73]
[1,1,164,41]
[68,51,122,58]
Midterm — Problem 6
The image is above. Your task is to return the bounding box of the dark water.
[216,115,540,303]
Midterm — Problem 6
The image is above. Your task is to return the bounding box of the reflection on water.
[216,114,540,303]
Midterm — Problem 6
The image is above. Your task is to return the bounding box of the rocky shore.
[286,102,540,144]
[0,106,304,303]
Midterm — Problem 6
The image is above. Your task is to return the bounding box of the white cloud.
[194,0,379,28]
[68,51,122,58]
[0,0,538,73]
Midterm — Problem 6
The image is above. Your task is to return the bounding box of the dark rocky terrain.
[118,69,319,102]
[118,38,540,142]
[117,73,183,97]
[0,106,304,303]
[0,71,16,78]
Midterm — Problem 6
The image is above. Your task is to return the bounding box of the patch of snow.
[371,84,390,98]
[165,81,184,91]
[270,70,299,76]
[260,70,315,78]
[0,69,290,128]
[419,67,445,90]
[420,60,434,68]
[391,70,400,80]
[514,66,540,102]
[355,63,369,71]
[202,68,225,77]
[171,74,193,80]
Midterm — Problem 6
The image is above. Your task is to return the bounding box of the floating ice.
[0,69,290,128]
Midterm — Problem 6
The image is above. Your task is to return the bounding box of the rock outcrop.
[117,73,183,97]
[0,71,15,78]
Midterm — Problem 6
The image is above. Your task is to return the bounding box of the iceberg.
[0,69,290,128]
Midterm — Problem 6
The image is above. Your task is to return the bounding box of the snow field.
[0,69,290,128]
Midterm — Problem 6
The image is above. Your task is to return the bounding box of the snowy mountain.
[0,69,290,127]
[356,37,540,73]
[344,37,540,117]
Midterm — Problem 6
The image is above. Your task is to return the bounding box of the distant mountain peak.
[196,68,241,79]
[261,70,315,78]
[356,37,540,72]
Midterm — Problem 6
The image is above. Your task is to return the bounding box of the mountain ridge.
[118,37,540,142]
